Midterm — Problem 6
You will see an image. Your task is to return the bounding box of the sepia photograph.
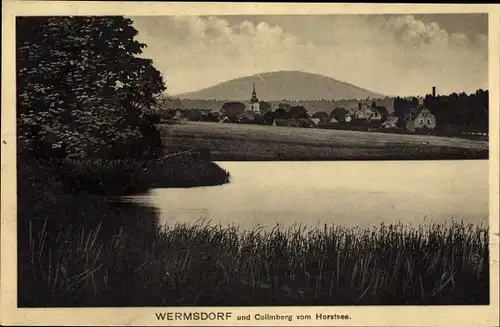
[1,2,499,326]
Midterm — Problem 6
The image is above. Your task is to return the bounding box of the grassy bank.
[18,159,489,306]
[161,122,488,161]
[32,152,230,196]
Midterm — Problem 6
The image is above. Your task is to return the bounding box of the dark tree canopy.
[220,102,246,117]
[17,16,166,160]
[259,101,272,114]
[423,90,488,132]
[371,103,389,122]
[273,108,290,119]
[289,106,309,119]
[278,103,292,111]
[330,107,349,122]
[311,111,328,119]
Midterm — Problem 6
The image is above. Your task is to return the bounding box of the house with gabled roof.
[354,103,382,121]
[404,106,436,132]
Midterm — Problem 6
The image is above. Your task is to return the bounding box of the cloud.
[132,15,488,96]
[382,15,449,46]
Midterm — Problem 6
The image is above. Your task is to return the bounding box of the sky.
[131,14,488,97]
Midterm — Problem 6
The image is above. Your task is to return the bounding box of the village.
[152,84,488,139]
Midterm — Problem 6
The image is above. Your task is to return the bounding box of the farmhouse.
[404,107,436,132]
[354,103,382,121]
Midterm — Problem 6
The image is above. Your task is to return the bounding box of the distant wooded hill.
[174,70,384,102]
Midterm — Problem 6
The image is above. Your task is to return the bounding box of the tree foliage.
[288,106,309,119]
[330,107,349,122]
[423,90,488,131]
[17,16,166,160]
[393,91,488,132]
[259,101,272,114]
[220,101,246,117]
[311,111,328,119]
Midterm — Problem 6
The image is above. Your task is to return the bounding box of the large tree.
[288,106,309,119]
[220,101,246,117]
[330,107,349,122]
[17,16,166,160]
[259,101,272,114]
[311,111,328,119]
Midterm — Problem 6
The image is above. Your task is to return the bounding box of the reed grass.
[20,218,489,306]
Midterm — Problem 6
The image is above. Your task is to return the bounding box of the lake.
[123,160,489,231]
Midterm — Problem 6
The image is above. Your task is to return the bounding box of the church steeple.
[249,81,260,113]
[250,82,259,103]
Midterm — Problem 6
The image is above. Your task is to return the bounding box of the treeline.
[176,98,395,115]
[394,90,488,133]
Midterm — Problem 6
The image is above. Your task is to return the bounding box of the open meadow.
[160,121,489,160]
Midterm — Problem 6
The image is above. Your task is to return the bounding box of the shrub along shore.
[18,154,489,307]
[29,148,229,196]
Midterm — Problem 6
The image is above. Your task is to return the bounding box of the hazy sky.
[131,14,488,97]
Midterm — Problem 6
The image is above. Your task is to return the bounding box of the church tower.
[249,82,260,113]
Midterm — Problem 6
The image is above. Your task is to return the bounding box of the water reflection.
[123,161,489,231]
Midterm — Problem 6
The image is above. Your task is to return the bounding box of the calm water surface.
[123,161,488,230]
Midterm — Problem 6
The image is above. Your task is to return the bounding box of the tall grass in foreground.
[20,219,489,306]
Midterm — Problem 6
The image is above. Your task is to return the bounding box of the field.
[160,121,489,160]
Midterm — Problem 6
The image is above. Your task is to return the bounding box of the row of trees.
[17,16,166,160]
[220,101,310,120]
[394,90,488,132]
[219,101,383,124]
[220,101,271,116]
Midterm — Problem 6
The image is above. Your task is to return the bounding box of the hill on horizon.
[174,71,384,101]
